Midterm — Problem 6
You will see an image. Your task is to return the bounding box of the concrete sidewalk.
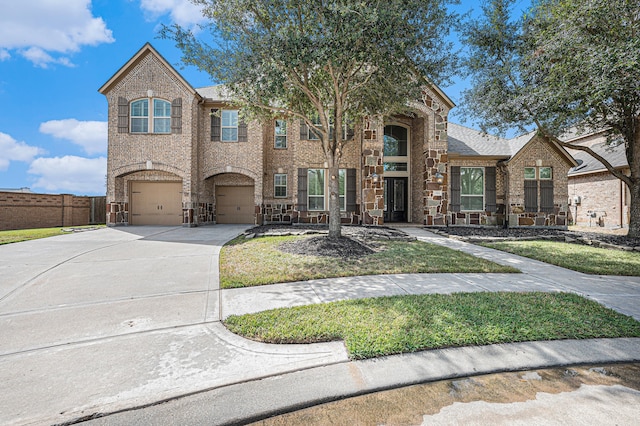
[0,226,639,425]
[223,227,640,321]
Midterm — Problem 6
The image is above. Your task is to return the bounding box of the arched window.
[130,99,149,133]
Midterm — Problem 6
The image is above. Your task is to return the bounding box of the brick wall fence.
[0,192,106,231]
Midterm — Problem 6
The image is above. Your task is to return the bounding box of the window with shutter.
[297,168,308,212]
[346,168,357,212]
[211,109,220,141]
[485,167,496,212]
[171,98,182,134]
[540,180,554,213]
[524,180,538,212]
[117,97,129,133]
[299,120,308,140]
[450,166,461,212]
[238,118,248,142]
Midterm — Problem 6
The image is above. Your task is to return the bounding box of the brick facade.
[0,192,105,231]
[101,44,574,229]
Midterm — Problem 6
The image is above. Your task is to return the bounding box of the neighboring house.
[565,131,630,228]
[100,43,576,228]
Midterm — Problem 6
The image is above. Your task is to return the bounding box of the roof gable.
[448,123,577,167]
[98,43,199,97]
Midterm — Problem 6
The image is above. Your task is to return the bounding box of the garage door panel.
[216,186,254,224]
[130,182,182,225]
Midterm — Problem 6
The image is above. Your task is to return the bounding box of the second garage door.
[130,181,182,225]
[216,186,254,224]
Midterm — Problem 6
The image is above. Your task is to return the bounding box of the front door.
[384,177,408,222]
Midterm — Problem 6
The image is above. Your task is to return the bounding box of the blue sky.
[0,0,529,196]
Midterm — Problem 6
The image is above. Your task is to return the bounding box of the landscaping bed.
[430,226,640,251]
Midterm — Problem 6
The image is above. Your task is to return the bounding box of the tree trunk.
[628,179,640,238]
[327,163,342,239]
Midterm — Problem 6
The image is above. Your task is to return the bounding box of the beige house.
[100,43,576,228]
[565,131,630,229]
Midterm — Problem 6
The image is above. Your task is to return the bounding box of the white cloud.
[0,132,45,171]
[0,49,9,61]
[140,0,206,27]
[40,119,107,155]
[28,156,107,195]
[0,0,114,67]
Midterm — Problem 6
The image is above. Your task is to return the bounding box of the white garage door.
[130,181,182,225]
[216,186,255,224]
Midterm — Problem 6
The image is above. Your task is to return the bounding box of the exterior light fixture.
[371,172,379,183]
[435,172,444,184]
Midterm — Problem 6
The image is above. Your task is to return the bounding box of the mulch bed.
[243,224,640,256]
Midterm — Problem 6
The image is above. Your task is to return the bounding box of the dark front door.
[384,177,408,222]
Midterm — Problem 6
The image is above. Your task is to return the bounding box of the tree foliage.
[461,0,640,237]
[163,0,458,237]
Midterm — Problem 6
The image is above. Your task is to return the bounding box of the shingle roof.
[568,142,628,176]
[447,123,533,158]
[196,85,234,101]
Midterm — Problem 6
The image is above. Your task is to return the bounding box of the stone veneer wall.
[411,89,451,226]
[446,159,505,226]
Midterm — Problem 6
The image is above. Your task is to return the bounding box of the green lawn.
[225,291,640,359]
[480,240,640,276]
[0,226,104,245]
[220,235,519,288]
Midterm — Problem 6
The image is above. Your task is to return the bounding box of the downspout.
[621,177,624,228]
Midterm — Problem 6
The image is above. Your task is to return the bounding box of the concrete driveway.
[0,226,348,425]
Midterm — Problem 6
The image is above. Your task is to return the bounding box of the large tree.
[461,0,640,237]
[163,0,457,238]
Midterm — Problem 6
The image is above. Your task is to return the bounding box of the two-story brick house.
[100,43,576,228]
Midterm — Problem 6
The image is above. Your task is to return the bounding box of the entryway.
[384,177,408,222]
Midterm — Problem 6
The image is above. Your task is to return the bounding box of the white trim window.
[130,99,149,133]
[275,120,287,148]
[221,110,239,141]
[153,99,171,133]
[274,174,287,197]
[460,167,484,211]
[307,169,346,210]
[130,98,171,134]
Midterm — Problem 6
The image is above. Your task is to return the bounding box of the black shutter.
[297,168,308,211]
[117,97,128,133]
[450,166,460,212]
[171,98,182,134]
[346,168,357,212]
[485,167,497,212]
[238,117,248,142]
[299,120,308,140]
[345,125,355,141]
[211,109,220,141]
[540,180,554,213]
[525,180,538,212]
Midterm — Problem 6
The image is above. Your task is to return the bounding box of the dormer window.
[130,98,171,134]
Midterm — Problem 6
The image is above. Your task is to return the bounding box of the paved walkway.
[223,227,640,321]
[0,226,638,425]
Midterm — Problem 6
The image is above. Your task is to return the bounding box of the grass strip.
[480,240,640,276]
[225,292,640,359]
[220,236,519,288]
[0,226,104,245]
